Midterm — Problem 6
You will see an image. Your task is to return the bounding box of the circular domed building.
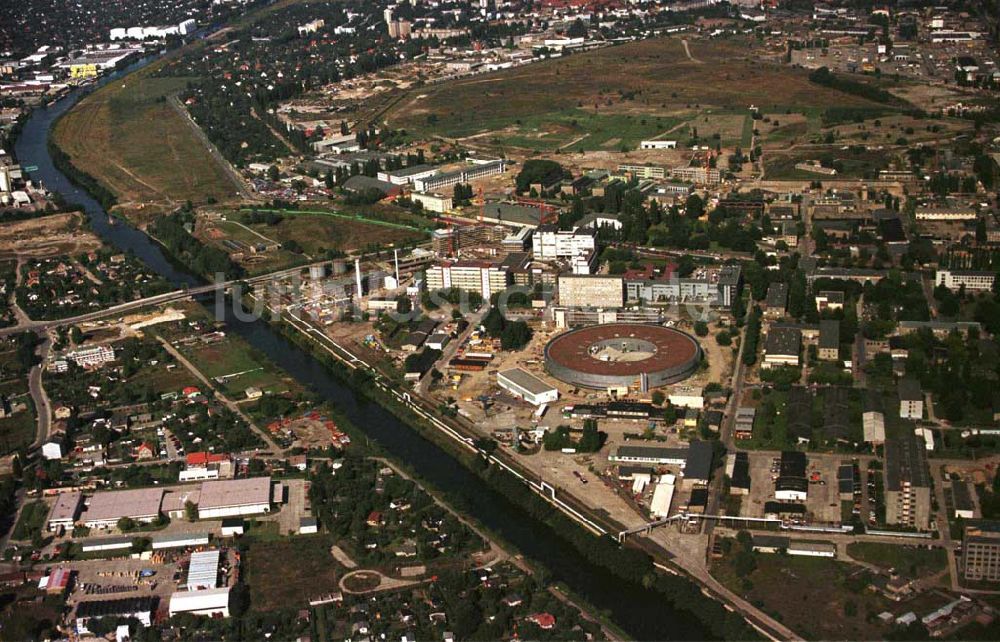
[544,323,701,390]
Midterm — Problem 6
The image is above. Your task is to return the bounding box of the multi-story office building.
[963,521,1000,583]
[670,166,721,185]
[425,254,528,300]
[884,431,932,530]
[557,274,625,308]
[624,265,741,310]
[413,160,506,192]
[935,269,996,292]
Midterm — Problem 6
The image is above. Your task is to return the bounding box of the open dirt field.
[388,37,886,144]
[0,212,102,259]
[52,70,238,208]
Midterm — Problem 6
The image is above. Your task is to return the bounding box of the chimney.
[355,258,363,298]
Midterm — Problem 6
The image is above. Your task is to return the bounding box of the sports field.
[52,69,239,209]
[388,37,886,147]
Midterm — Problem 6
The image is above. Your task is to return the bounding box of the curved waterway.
[14,59,714,641]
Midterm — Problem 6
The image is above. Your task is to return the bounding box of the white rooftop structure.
[186,549,221,591]
[169,587,231,618]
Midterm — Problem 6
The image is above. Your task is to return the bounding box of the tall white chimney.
[354,258,363,298]
[394,249,400,285]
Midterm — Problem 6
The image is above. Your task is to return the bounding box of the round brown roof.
[544,324,700,377]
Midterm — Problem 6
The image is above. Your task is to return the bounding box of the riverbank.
[17,28,750,641]
[245,293,760,641]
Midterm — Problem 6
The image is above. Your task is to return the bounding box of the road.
[168,94,255,201]
[27,335,53,450]
[0,260,325,338]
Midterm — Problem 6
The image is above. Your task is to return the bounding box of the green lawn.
[846,542,948,580]
[712,550,893,640]
[246,535,342,612]
[12,501,48,542]
[0,399,35,456]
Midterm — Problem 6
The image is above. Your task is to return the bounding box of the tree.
[651,391,665,406]
[184,500,198,522]
[69,326,83,345]
[685,194,705,218]
[577,420,604,453]
[515,159,566,193]
[693,321,709,336]
[117,517,136,532]
[267,165,279,182]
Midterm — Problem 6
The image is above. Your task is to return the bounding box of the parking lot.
[741,451,845,524]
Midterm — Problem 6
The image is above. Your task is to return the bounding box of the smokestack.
[394,249,400,285]
[355,258,363,298]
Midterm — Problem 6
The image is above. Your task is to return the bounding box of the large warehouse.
[197,477,273,519]
[82,488,164,529]
[544,324,701,391]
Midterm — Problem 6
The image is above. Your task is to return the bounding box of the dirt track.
[0,212,102,259]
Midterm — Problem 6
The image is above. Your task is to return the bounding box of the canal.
[13,62,715,641]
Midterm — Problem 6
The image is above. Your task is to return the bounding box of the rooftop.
[84,487,164,523]
[497,368,556,396]
[198,477,272,510]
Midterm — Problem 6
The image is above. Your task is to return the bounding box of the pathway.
[156,336,282,454]
[681,40,702,64]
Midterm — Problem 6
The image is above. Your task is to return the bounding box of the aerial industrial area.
[2,0,1000,640]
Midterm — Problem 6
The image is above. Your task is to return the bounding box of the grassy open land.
[246,534,341,612]
[713,551,893,640]
[52,68,238,212]
[177,335,293,397]
[0,405,36,455]
[846,542,949,581]
[11,501,47,541]
[389,37,886,144]
[764,146,893,180]
[235,209,429,254]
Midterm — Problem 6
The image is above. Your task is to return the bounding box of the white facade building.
[169,588,231,618]
[496,369,559,406]
[935,269,996,292]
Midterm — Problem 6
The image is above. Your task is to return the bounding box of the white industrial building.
[151,533,210,550]
[863,411,886,444]
[377,164,438,186]
[649,474,676,518]
[186,549,221,591]
[639,140,677,149]
[82,488,164,529]
[169,587,231,618]
[46,491,83,532]
[196,477,273,519]
[81,537,133,553]
[409,192,452,213]
[496,369,559,406]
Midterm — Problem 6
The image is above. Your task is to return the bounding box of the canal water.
[13,62,715,641]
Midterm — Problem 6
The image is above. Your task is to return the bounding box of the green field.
[481,108,687,152]
[713,551,893,640]
[178,338,290,397]
[236,209,429,254]
[52,61,238,211]
[390,37,885,143]
[246,535,341,612]
[846,542,948,580]
[12,501,48,541]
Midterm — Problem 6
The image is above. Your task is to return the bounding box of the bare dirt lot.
[0,212,102,259]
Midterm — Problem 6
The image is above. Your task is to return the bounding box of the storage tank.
[332,259,347,275]
[309,265,327,280]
